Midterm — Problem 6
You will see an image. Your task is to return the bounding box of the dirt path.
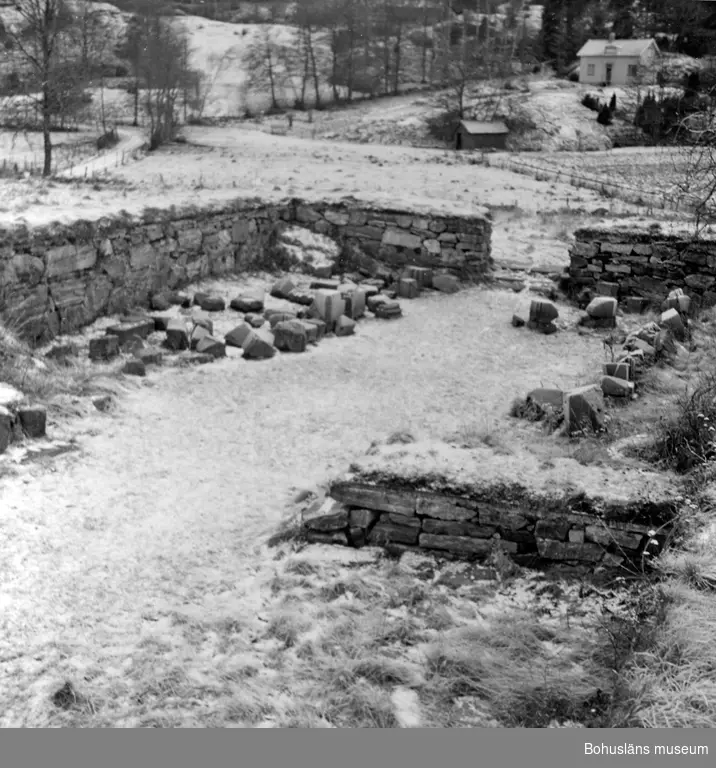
[0,285,604,726]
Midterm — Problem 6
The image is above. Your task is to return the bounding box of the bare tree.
[5,0,82,175]
[245,26,284,111]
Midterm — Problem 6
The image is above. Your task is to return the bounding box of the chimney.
[608,32,615,43]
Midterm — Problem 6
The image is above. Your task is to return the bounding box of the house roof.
[457,121,509,135]
[577,39,658,58]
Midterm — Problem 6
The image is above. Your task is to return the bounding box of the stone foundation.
[567,222,716,312]
[0,197,492,345]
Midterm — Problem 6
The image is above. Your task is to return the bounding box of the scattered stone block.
[0,406,12,453]
[311,289,346,332]
[195,335,226,358]
[374,301,402,319]
[381,289,398,299]
[168,292,191,307]
[269,311,299,329]
[89,335,120,361]
[623,338,655,360]
[230,295,264,313]
[44,343,79,365]
[397,278,420,299]
[529,299,558,323]
[601,376,635,397]
[624,296,649,314]
[660,308,686,341]
[527,388,564,410]
[343,289,367,319]
[123,359,146,377]
[242,331,276,360]
[137,347,163,366]
[295,320,319,344]
[310,279,340,291]
[106,319,155,345]
[432,274,460,293]
[362,285,380,300]
[225,323,253,348]
[287,289,315,306]
[367,294,388,313]
[150,293,171,311]
[191,313,213,334]
[335,315,356,337]
[192,292,210,307]
[270,277,296,299]
[603,362,631,381]
[18,405,46,438]
[303,498,349,531]
[244,313,265,328]
[511,314,525,327]
[596,281,619,298]
[92,394,113,412]
[632,321,661,347]
[165,319,190,351]
[274,320,308,352]
[190,324,212,350]
[654,329,678,360]
[404,266,433,289]
[303,318,327,341]
[121,334,145,355]
[664,288,691,315]
[586,296,617,319]
[152,315,171,332]
[564,385,606,435]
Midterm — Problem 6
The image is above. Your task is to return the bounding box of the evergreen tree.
[541,0,564,68]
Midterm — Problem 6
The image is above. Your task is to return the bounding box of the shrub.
[581,94,601,112]
[597,104,613,126]
[610,93,617,112]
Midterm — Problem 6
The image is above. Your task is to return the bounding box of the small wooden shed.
[454,120,509,151]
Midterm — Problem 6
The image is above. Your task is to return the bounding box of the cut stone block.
[432,274,460,293]
[529,299,558,323]
[106,319,155,345]
[137,347,163,366]
[123,359,146,377]
[348,527,366,547]
[343,289,366,319]
[397,277,419,299]
[310,279,340,291]
[404,266,433,289]
[596,281,619,298]
[274,320,308,352]
[296,320,319,344]
[632,321,661,348]
[586,296,617,318]
[624,296,649,314]
[89,335,120,361]
[660,308,686,341]
[191,313,213,334]
[367,294,388,313]
[242,331,276,360]
[244,313,265,328]
[270,277,296,299]
[568,528,585,544]
[535,519,570,541]
[168,292,191,307]
[225,323,253,348]
[511,314,525,327]
[585,525,644,551]
[195,335,226,358]
[189,324,212,350]
[665,289,691,315]
[603,362,631,381]
[311,289,346,331]
[374,301,402,319]
[623,338,655,359]
[418,534,493,557]
[302,318,327,341]
[192,292,210,306]
[303,498,349,531]
[269,311,298,329]
[18,405,46,438]
[349,509,381,528]
[330,483,416,515]
[564,385,606,435]
[264,308,296,321]
[230,295,264,313]
[422,519,496,538]
[536,539,604,562]
[526,388,564,410]
[287,289,315,306]
[165,319,190,351]
[601,375,635,397]
[368,521,420,546]
[335,315,356,337]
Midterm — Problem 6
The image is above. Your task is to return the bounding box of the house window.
[587,63,595,76]
[628,64,638,77]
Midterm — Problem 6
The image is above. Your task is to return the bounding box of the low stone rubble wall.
[302,442,677,572]
[567,223,716,312]
[0,196,492,345]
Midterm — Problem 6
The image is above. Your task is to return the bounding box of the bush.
[597,104,613,126]
[426,109,462,142]
[644,372,716,472]
[581,93,601,112]
[610,93,617,112]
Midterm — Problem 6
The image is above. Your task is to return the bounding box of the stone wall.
[567,223,716,312]
[303,442,677,572]
[0,196,491,345]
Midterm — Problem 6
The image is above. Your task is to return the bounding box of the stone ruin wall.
[567,224,716,311]
[0,197,492,345]
[305,481,672,572]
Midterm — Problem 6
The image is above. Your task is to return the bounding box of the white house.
[576,35,661,86]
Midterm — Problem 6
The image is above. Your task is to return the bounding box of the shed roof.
[457,120,509,135]
[577,38,658,58]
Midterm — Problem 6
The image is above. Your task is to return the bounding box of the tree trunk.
[133,81,139,126]
[331,31,339,103]
[393,32,401,95]
[307,27,320,108]
[42,83,52,176]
